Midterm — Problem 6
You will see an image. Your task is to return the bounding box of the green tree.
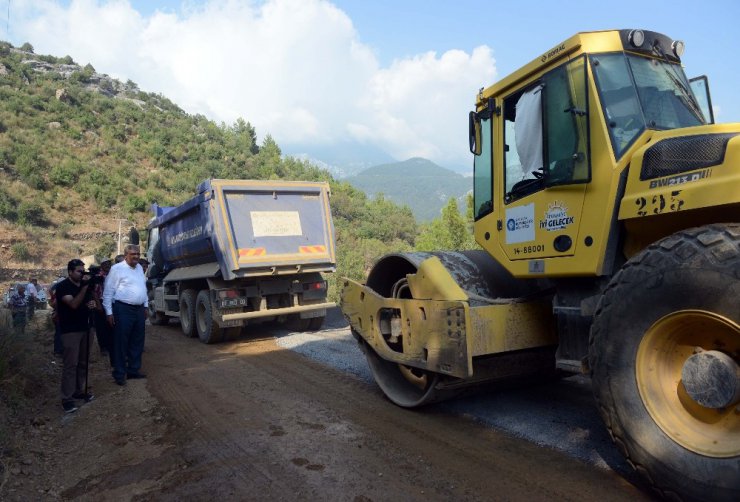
[231,118,259,154]
[20,42,34,53]
[415,198,476,251]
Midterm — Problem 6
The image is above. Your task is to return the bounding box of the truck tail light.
[304,281,326,291]
[218,289,240,299]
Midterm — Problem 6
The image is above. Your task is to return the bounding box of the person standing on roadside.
[25,277,38,318]
[57,259,96,414]
[6,283,28,335]
[49,278,65,356]
[92,260,113,360]
[103,244,148,386]
[138,258,149,276]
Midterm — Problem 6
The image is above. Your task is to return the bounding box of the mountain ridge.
[347,157,472,221]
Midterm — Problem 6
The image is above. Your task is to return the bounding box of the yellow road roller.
[340,29,739,501]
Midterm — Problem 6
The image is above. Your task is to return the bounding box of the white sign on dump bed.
[251,211,303,237]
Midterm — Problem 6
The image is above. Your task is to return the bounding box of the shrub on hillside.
[14,150,47,189]
[17,200,45,226]
[11,242,30,260]
[95,241,116,260]
[50,158,82,186]
[0,189,16,221]
[124,194,147,213]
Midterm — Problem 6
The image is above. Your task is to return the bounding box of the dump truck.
[146,179,336,343]
[340,29,739,501]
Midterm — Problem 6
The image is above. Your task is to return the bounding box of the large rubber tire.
[307,316,325,331]
[590,224,740,502]
[290,315,326,332]
[221,327,241,342]
[195,290,223,344]
[179,289,197,338]
[147,290,169,326]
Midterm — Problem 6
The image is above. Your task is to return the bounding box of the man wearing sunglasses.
[102,244,148,386]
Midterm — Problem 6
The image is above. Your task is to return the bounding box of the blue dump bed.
[149,179,336,281]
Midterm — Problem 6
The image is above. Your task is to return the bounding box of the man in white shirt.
[103,244,148,386]
[26,277,38,317]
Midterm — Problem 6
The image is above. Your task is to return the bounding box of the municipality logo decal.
[539,201,573,231]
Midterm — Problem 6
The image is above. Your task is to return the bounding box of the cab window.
[473,117,493,220]
[503,56,590,203]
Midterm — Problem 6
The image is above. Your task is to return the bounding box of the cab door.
[499,56,591,262]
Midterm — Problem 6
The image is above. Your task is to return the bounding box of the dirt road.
[1,315,651,501]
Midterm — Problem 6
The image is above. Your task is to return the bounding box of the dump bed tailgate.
[211,180,336,279]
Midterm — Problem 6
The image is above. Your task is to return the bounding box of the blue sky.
[4,1,739,174]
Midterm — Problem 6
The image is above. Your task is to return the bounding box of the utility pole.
[114,218,133,256]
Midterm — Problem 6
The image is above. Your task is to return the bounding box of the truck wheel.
[147,291,169,325]
[307,316,325,331]
[222,327,241,342]
[590,224,740,501]
[195,290,223,344]
[179,289,197,338]
[290,315,325,332]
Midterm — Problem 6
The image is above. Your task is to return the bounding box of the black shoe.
[115,378,126,386]
[62,401,78,414]
[73,392,95,403]
[126,372,146,379]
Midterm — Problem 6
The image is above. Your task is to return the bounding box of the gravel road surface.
[275,308,635,475]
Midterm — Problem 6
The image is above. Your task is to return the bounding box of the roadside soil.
[0,311,650,501]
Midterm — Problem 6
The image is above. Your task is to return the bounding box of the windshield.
[592,52,706,157]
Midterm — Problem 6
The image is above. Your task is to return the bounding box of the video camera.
[81,266,104,287]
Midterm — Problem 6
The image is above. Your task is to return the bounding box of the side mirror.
[469,111,481,155]
[689,75,715,124]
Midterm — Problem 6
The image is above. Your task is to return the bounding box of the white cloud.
[9,0,496,169]
[352,46,495,167]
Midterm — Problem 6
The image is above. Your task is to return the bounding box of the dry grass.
[0,308,55,424]
[0,170,145,276]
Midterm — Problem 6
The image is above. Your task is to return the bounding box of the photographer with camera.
[56,259,96,414]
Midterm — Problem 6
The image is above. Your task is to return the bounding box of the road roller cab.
[340,28,739,501]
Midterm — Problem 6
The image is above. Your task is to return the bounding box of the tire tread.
[589,223,740,500]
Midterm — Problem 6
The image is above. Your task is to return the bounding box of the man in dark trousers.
[57,259,96,413]
[92,260,113,360]
[103,244,148,386]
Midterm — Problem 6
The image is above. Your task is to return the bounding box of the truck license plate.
[221,298,246,308]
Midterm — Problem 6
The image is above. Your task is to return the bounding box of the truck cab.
[469,29,740,278]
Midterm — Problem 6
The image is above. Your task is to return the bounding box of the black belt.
[115,300,144,307]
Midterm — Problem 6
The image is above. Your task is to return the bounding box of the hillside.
[0,41,417,296]
[346,157,472,221]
